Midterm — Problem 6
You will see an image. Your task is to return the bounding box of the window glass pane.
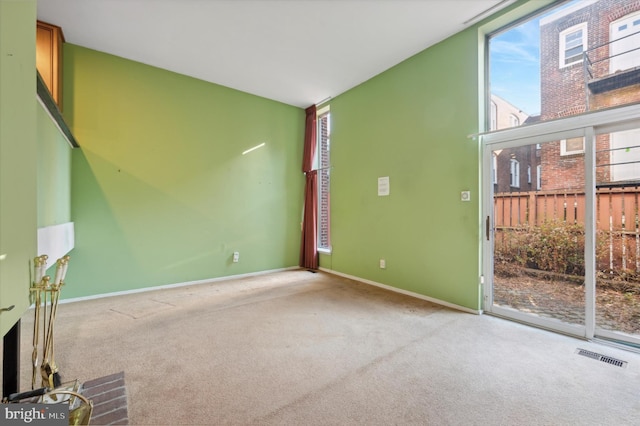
[492,138,585,328]
[565,51,583,65]
[597,128,640,184]
[594,126,640,340]
[510,159,520,188]
[489,0,640,131]
[493,155,498,184]
[565,29,582,46]
[317,111,331,250]
[565,44,583,57]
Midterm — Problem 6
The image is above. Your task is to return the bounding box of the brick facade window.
[561,136,585,155]
[492,154,498,184]
[560,23,587,67]
[510,159,520,188]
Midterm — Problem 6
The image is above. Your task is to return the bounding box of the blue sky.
[490,17,542,116]
[489,1,582,117]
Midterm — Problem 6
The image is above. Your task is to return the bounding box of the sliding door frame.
[483,128,592,338]
[481,103,640,343]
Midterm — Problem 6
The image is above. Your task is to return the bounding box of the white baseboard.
[318,267,481,315]
[61,266,481,315]
[60,266,300,305]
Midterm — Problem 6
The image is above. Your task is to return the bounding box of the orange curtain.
[300,105,318,269]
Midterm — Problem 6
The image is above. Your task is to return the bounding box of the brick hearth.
[81,371,129,425]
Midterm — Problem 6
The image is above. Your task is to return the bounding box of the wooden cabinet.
[36,20,64,111]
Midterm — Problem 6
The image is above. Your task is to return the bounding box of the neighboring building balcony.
[584,30,640,97]
[587,66,640,94]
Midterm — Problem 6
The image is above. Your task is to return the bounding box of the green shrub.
[495,219,588,276]
[524,219,585,275]
[494,226,529,267]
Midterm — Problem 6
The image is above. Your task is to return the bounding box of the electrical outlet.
[461,191,471,202]
[379,259,386,269]
[233,252,240,263]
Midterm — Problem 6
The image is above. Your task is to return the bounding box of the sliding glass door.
[482,111,640,348]
[486,130,589,337]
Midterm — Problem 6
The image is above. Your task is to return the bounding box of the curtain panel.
[300,105,318,269]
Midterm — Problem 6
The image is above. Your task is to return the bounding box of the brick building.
[490,94,540,193]
[539,0,640,190]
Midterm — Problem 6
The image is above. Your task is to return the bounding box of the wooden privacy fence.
[494,187,640,273]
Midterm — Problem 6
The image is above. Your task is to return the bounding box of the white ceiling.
[37,0,512,108]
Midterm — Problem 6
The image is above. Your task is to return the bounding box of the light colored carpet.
[6,269,640,425]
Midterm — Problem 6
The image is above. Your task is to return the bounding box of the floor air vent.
[576,348,628,368]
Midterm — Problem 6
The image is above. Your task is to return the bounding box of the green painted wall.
[37,102,72,227]
[63,45,304,299]
[322,27,482,310]
[319,0,552,311]
[0,0,37,336]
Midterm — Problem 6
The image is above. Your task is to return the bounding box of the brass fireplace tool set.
[31,254,75,390]
[2,254,93,425]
